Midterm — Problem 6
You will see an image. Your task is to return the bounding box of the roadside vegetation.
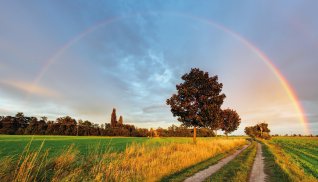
[261,137,318,182]
[271,137,318,178]
[0,136,246,182]
[261,141,290,182]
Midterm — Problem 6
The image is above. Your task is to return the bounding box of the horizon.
[1,1,318,135]
[0,111,315,136]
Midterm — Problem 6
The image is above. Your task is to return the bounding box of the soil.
[249,142,266,182]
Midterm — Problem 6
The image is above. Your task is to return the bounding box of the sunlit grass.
[0,136,246,181]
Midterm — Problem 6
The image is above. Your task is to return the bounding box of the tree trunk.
[260,127,263,137]
[226,133,228,139]
[215,130,217,137]
[193,127,197,144]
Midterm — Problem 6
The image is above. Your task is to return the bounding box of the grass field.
[0,135,149,158]
[0,135,246,181]
[0,135,196,159]
[2,135,317,182]
[262,137,318,182]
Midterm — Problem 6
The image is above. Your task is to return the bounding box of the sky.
[0,0,318,135]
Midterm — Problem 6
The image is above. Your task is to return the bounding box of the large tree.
[166,68,226,143]
[220,109,241,137]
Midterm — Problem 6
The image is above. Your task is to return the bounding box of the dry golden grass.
[0,138,246,182]
[95,138,246,181]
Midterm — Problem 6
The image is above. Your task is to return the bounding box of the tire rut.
[249,142,266,182]
[183,143,250,182]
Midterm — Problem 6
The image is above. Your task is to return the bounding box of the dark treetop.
[166,68,226,130]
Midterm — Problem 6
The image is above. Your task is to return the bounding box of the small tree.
[221,109,241,137]
[118,116,123,126]
[257,122,270,137]
[245,122,271,140]
[166,68,226,143]
[244,126,256,138]
[257,122,271,139]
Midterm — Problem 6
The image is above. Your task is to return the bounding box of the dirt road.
[249,142,266,182]
[184,143,250,182]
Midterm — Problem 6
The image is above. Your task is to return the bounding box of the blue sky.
[0,1,317,134]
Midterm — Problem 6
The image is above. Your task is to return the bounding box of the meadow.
[2,135,318,182]
[0,135,246,181]
[0,135,149,158]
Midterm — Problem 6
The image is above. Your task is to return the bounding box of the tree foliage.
[111,108,117,127]
[167,68,226,142]
[0,112,216,137]
[0,112,144,137]
[245,122,271,140]
[118,116,123,126]
[167,68,226,128]
[220,109,241,136]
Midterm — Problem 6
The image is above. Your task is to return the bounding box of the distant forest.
[0,110,216,137]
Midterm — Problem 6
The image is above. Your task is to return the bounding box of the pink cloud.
[0,80,60,98]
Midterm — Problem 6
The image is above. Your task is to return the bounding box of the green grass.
[203,141,257,182]
[271,137,318,179]
[261,142,291,182]
[0,135,192,159]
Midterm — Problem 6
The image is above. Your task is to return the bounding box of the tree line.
[0,112,217,137]
[0,112,144,136]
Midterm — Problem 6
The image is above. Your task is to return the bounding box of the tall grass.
[0,138,246,182]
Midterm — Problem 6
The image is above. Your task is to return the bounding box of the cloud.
[0,80,60,98]
[142,104,168,113]
[98,48,177,104]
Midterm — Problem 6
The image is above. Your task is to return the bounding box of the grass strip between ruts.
[160,144,246,182]
[203,141,257,182]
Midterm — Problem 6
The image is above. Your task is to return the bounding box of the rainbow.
[30,13,310,134]
[186,15,310,134]
[32,16,122,86]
